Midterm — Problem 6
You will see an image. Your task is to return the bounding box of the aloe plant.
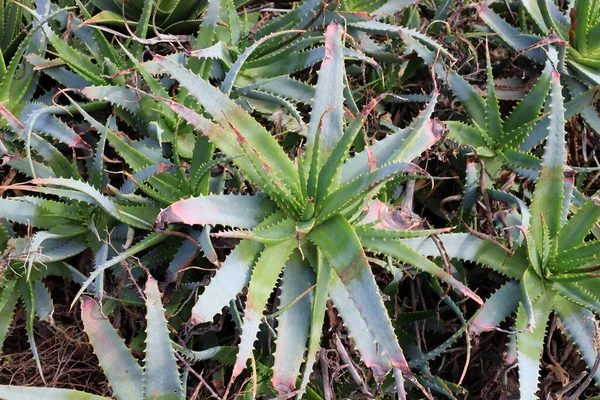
[35,0,329,156]
[400,69,600,399]
[476,0,600,134]
[0,277,184,400]
[0,0,59,111]
[86,0,207,33]
[402,27,598,183]
[478,0,600,85]
[110,21,491,398]
[0,95,178,375]
[0,102,163,258]
[445,47,554,178]
[0,0,33,72]
[0,248,89,381]
[468,69,600,399]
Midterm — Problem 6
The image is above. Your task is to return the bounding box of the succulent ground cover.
[0,0,599,399]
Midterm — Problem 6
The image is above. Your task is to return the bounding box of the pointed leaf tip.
[323,22,343,66]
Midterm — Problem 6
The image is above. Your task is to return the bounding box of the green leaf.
[31,177,117,217]
[253,0,321,41]
[316,94,388,205]
[232,239,296,380]
[554,240,600,272]
[341,93,439,184]
[82,86,146,115]
[360,236,482,304]
[555,297,600,386]
[19,280,43,380]
[0,198,72,230]
[0,105,79,179]
[470,281,520,334]
[213,214,296,244]
[63,95,154,171]
[81,296,144,400]
[573,0,591,55]
[143,277,183,400]
[305,22,345,173]
[0,386,111,400]
[154,56,302,198]
[241,45,326,78]
[502,61,552,136]
[462,159,479,218]
[373,0,418,14]
[484,46,503,142]
[72,233,168,308]
[318,163,424,222]
[298,245,331,395]
[155,194,277,230]
[189,236,265,324]
[329,271,390,375]
[221,30,302,95]
[192,0,220,49]
[521,0,550,32]
[355,226,453,240]
[161,95,302,216]
[529,71,566,246]
[0,6,65,104]
[33,280,53,323]
[80,10,138,28]
[476,3,546,64]
[557,199,600,252]
[409,311,479,369]
[399,233,526,279]
[131,0,153,60]
[22,104,91,150]
[515,292,553,400]
[446,121,490,151]
[272,251,314,395]
[174,343,237,365]
[309,215,409,373]
[0,280,19,351]
[550,281,600,314]
[38,22,105,85]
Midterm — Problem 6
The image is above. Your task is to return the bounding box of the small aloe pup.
[400,68,600,399]
[152,21,482,398]
[0,278,183,400]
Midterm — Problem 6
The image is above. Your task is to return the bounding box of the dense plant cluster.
[0,0,599,399]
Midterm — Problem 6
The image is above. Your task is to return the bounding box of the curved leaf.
[81,297,144,400]
[555,297,600,387]
[143,277,183,400]
[400,233,526,279]
[231,239,296,380]
[305,21,345,171]
[190,239,263,324]
[309,216,409,373]
[361,236,482,304]
[272,252,315,395]
[470,281,520,334]
[155,195,277,230]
